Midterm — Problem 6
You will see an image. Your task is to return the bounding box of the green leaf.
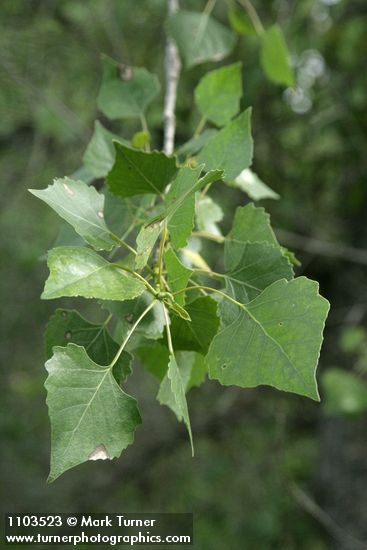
[198,109,253,181]
[322,369,367,417]
[206,277,330,400]
[164,167,223,248]
[224,203,293,302]
[45,309,132,385]
[177,129,218,157]
[165,248,192,306]
[226,203,279,252]
[103,191,137,238]
[228,7,256,35]
[135,221,163,269]
[137,345,206,392]
[131,131,151,150]
[107,142,178,198]
[102,293,165,342]
[45,344,141,482]
[97,55,160,119]
[260,25,295,87]
[29,178,117,251]
[166,296,220,355]
[42,247,145,301]
[196,195,223,235]
[136,342,170,381]
[231,168,280,200]
[165,165,202,249]
[167,10,236,69]
[157,355,193,454]
[195,62,242,127]
[82,121,127,179]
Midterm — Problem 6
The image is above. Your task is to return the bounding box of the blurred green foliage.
[1,0,366,548]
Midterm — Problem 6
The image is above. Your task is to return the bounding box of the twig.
[290,483,367,550]
[237,0,264,35]
[163,0,181,155]
[275,228,367,266]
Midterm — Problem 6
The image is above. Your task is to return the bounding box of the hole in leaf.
[221,364,228,369]
[125,314,134,324]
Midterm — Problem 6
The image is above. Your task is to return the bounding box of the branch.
[163,0,181,155]
[275,228,367,266]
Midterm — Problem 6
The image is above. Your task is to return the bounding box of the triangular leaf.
[102,293,165,342]
[177,129,218,157]
[198,109,253,181]
[167,10,236,68]
[157,355,194,454]
[45,309,131,384]
[165,165,202,249]
[195,62,242,127]
[107,142,178,198]
[206,277,330,400]
[165,167,223,247]
[166,296,219,355]
[135,221,163,269]
[45,344,141,482]
[30,178,117,251]
[83,121,127,179]
[42,247,145,301]
[165,248,193,306]
[97,55,160,119]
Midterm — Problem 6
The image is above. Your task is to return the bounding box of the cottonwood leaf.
[195,62,242,127]
[198,109,253,181]
[167,10,236,68]
[103,191,137,238]
[135,221,162,269]
[102,293,165,342]
[97,55,160,119]
[165,248,192,306]
[224,202,293,302]
[42,247,145,301]
[226,202,279,258]
[45,344,141,482]
[157,355,194,454]
[231,168,280,201]
[30,178,117,251]
[83,121,127,179]
[166,296,219,355]
[107,142,178,198]
[177,129,218,157]
[165,165,202,249]
[45,309,132,384]
[206,277,330,400]
[164,167,223,248]
[261,25,295,88]
[137,344,206,391]
[136,342,170,380]
[196,195,223,236]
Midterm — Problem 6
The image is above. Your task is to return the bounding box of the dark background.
[1,1,366,548]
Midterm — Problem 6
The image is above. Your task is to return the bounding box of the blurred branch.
[290,483,367,550]
[163,0,181,155]
[276,229,367,266]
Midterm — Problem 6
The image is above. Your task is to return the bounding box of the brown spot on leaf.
[65,331,72,340]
